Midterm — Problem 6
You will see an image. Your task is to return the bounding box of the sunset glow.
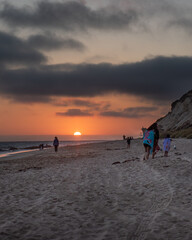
[74,132,82,136]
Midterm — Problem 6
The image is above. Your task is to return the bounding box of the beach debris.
[112,157,141,165]
[122,158,140,163]
[18,167,42,172]
[175,152,181,155]
[122,159,134,163]
[112,161,121,165]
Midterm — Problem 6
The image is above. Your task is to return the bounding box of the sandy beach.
[0,139,192,240]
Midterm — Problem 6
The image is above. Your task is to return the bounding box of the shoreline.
[0,139,110,160]
[0,149,39,159]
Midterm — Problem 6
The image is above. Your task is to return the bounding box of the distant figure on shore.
[126,137,131,148]
[53,137,59,152]
[39,144,44,150]
[143,123,159,160]
[123,135,126,140]
[163,134,171,157]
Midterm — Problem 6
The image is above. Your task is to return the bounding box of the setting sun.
[74,132,82,136]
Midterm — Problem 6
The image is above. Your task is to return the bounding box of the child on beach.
[163,134,171,157]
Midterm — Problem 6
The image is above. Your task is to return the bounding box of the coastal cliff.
[157,90,192,138]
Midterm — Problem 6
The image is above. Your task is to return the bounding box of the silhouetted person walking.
[126,137,131,148]
[53,137,59,152]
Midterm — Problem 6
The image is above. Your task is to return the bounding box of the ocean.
[0,135,122,158]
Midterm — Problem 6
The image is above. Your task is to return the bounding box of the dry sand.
[0,139,192,240]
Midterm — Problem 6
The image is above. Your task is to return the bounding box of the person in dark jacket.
[126,137,131,148]
[53,137,59,152]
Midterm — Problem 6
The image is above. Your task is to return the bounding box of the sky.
[0,0,192,139]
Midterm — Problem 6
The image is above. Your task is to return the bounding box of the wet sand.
[0,139,192,240]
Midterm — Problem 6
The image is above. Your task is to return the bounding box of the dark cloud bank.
[56,109,93,117]
[55,99,103,110]
[27,34,86,51]
[0,1,137,31]
[0,56,192,104]
[0,30,85,64]
[0,31,47,66]
[100,107,158,118]
[1,0,192,34]
[56,106,157,118]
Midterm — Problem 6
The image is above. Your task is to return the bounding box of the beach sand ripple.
[0,139,192,240]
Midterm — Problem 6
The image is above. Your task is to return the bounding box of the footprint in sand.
[127,162,173,240]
